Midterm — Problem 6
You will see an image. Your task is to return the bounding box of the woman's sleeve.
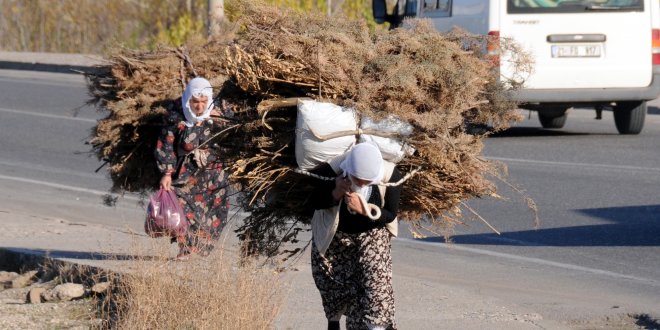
[154,122,178,175]
[309,163,339,210]
[375,167,403,225]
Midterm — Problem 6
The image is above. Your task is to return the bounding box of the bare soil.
[0,285,98,329]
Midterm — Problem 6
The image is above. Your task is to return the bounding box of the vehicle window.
[422,0,452,16]
[507,0,643,13]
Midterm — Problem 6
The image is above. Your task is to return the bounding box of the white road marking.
[2,165,656,287]
[399,237,659,286]
[0,74,86,87]
[0,159,101,179]
[0,174,140,201]
[0,107,96,123]
[487,156,660,173]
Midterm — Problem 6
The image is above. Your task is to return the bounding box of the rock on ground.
[0,283,98,329]
[42,283,85,302]
[11,270,38,288]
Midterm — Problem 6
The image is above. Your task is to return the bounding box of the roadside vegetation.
[98,242,284,329]
[0,0,376,54]
[1,242,283,329]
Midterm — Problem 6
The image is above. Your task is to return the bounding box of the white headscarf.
[181,77,214,127]
[340,142,384,187]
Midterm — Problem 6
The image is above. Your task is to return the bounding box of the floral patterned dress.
[155,108,229,254]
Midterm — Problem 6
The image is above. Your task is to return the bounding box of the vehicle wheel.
[614,101,646,135]
[538,112,568,129]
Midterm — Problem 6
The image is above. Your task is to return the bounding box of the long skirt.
[311,226,396,330]
[173,165,229,255]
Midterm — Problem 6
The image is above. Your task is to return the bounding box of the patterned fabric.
[311,227,396,330]
[155,108,229,255]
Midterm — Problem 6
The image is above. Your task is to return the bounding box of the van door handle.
[547,34,606,43]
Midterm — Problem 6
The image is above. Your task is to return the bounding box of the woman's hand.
[210,108,222,117]
[160,174,172,191]
[344,192,367,215]
[332,175,351,202]
[193,149,209,167]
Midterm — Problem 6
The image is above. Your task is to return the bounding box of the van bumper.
[512,73,660,104]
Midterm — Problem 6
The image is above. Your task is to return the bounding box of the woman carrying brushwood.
[310,142,402,330]
[155,77,230,261]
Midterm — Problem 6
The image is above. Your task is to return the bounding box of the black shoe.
[328,320,340,330]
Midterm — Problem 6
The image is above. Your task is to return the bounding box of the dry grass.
[96,241,284,330]
[1,238,284,329]
[86,0,535,257]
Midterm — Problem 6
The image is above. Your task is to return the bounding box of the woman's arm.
[309,163,344,210]
[155,116,179,189]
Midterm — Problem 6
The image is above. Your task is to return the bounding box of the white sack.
[359,116,414,163]
[295,100,357,170]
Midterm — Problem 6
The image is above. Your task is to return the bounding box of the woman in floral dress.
[155,77,230,260]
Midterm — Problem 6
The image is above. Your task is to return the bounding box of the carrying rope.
[348,189,382,220]
[293,166,421,221]
[293,166,421,187]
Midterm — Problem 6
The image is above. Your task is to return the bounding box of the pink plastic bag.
[144,189,188,238]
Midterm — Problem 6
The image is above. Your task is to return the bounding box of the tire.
[614,101,646,135]
[538,112,568,129]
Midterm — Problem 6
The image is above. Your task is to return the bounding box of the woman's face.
[189,95,209,115]
[349,175,371,188]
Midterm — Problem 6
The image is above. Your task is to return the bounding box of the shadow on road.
[1,248,163,261]
[472,107,659,137]
[421,204,660,247]
[488,126,595,138]
[635,313,660,329]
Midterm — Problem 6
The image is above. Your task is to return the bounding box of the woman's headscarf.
[340,143,384,185]
[181,77,214,127]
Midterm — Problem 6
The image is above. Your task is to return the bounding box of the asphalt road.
[1,69,659,326]
[0,70,144,230]
[432,107,660,282]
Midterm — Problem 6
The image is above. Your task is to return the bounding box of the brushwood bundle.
[86,1,529,257]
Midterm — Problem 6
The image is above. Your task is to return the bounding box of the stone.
[39,279,59,290]
[11,270,38,288]
[27,287,46,304]
[41,283,85,302]
[0,271,19,288]
[0,271,19,282]
[90,281,111,294]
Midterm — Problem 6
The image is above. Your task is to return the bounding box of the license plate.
[551,44,602,58]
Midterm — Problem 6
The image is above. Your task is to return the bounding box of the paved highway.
[1,69,658,326]
[0,70,144,229]
[439,107,660,282]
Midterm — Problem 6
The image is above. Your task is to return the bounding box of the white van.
[380,0,660,134]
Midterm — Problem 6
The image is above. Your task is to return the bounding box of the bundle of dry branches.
[87,1,528,257]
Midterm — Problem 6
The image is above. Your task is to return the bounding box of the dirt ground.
[0,283,656,330]
[0,284,99,329]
